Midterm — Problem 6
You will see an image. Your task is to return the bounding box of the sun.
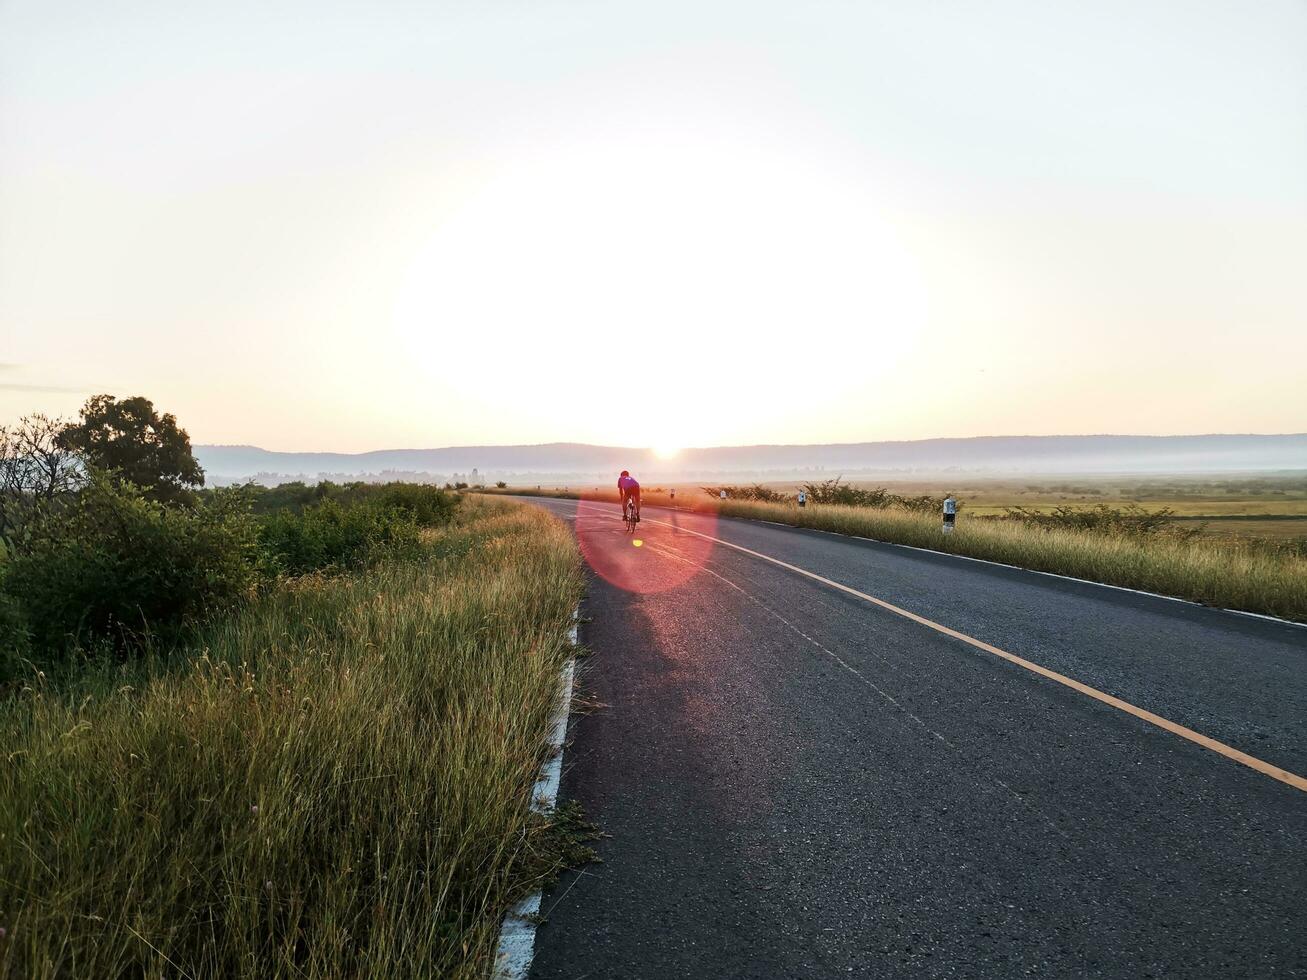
[390,134,926,437]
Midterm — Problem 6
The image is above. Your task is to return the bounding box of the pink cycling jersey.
[617,475,640,492]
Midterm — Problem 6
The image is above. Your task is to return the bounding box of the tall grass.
[483,488,1307,622]
[0,497,583,978]
[714,499,1307,621]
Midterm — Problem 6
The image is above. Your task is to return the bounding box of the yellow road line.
[642,516,1307,794]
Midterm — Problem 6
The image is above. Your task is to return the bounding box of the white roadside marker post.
[942,493,957,534]
[798,490,806,509]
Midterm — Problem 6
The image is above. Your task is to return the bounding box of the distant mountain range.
[195,434,1307,485]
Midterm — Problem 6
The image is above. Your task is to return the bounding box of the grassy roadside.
[0,497,584,978]
[484,488,1307,623]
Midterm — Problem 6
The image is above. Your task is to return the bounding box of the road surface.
[513,497,1307,979]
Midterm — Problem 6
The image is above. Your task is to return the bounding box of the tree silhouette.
[58,395,204,504]
[0,413,85,545]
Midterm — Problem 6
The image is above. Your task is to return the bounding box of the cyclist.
[617,470,641,523]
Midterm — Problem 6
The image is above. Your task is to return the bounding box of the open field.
[896,475,1307,532]
[508,474,1307,542]
[925,477,1307,542]
[1177,516,1307,540]
[484,485,1307,622]
[0,497,584,979]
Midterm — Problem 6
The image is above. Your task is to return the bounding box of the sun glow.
[390,132,927,446]
[652,445,681,460]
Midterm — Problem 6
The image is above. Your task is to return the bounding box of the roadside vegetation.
[712,497,1306,621]
[484,482,1307,622]
[702,478,949,514]
[865,473,1307,541]
[0,397,587,978]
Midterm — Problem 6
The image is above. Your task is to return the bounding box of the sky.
[2,0,1305,453]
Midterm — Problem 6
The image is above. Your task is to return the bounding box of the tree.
[0,413,85,548]
[58,395,204,503]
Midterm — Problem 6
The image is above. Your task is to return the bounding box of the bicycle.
[624,496,639,534]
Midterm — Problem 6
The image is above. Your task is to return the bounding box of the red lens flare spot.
[574,490,717,594]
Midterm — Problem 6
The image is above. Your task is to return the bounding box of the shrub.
[1,474,259,659]
[800,478,892,507]
[258,499,422,575]
[701,484,788,503]
[791,478,954,514]
[1003,503,1201,539]
[894,493,950,515]
[336,482,459,527]
[242,481,458,525]
[242,480,331,515]
[0,413,85,547]
[0,587,30,681]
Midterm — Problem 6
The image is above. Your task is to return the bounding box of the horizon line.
[195,431,1307,456]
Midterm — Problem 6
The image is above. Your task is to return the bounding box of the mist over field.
[197,433,1307,486]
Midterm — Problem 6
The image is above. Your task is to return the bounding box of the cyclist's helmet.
[620,470,629,477]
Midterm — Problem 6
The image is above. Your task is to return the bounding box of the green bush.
[336,482,459,527]
[258,499,422,575]
[241,480,459,526]
[242,480,331,515]
[1,474,260,660]
[0,587,30,681]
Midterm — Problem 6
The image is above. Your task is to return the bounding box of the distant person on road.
[943,493,957,533]
[618,470,641,522]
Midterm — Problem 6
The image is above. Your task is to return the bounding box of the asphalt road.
[514,497,1307,979]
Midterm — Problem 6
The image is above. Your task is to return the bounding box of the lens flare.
[574,492,717,594]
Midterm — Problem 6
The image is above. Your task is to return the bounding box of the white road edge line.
[639,515,1307,793]
[492,608,580,979]
[664,504,1307,632]
[858,534,1307,630]
[537,498,1303,631]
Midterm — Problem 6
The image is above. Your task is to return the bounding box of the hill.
[194,434,1307,485]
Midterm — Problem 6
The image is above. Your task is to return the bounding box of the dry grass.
[504,475,1307,535]
[717,500,1306,621]
[485,488,1307,622]
[1189,517,1307,541]
[0,497,583,978]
